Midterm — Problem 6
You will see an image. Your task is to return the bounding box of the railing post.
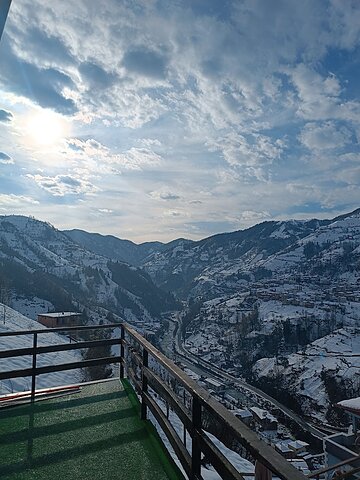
[191,396,202,480]
[120,324,125,379]
[141,348,148,420]
[31,333,37,402]
[183,390,187,448]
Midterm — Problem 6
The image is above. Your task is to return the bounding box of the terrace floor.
[0,379,184,480]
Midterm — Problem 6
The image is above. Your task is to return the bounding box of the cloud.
[65,138,162,171]
[122,46,169,79]
[14,26,76,67]
[0,109,13,123]
[0,152,14,164]
[27,173,97,197]
[0,0,359,241]
[0,194,39,207]
[163,209,185,217]
[207,131,285,181]
[0,36,77,115]
[238,210,271,221]
[79,61,117,89]
[299,122,353,150]
[98,208,113,214]
[116,147,162,170]
[149,190,181,201]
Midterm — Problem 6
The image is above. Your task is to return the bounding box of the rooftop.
[337,397,360,416]
[0,378,183,480]
[38,312,82,318]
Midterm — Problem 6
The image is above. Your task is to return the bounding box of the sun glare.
[25,110,68,146]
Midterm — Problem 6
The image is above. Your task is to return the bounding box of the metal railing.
[121,324,307,480]
[0,322,309,480]
[0,323,121,401]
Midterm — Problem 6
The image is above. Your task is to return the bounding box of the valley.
[1,209,359,427]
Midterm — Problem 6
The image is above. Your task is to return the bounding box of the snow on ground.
[0,303,81,394]
[149,394,255,480]
[10,296,54,321]
[254,327,360,419]
[337,397,360,412]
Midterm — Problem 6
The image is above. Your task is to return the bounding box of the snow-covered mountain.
[0,303,80,394]
[1,209,359,423]
[64,228,166,266]
[0,215,177,326]
[253,328,360,424]
[181,209,360,423]
[142,218,329,299]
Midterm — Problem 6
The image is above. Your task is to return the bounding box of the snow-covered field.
[254,327,360,420]
[149,394,256,480]
[0,303,81,394]
[10,295,54,321]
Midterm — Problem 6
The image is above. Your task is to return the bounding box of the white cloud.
[65,138,162,172]
[149,190,181,201]
[0,0,359,241]
[27,173,98,197]
[299,122,352,150]
[0,152,14,164]
[207,131,285,181]
[0,194,39,208]
[115,147,162,170]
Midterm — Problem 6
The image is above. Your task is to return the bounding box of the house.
[336,397,360,434]
[288,459,310,476]
[323,397,360,476]
[37,312,82,328]
[288,440,309,456]
[250,407,278,430]
[274,441,293,459]
[234,408,253,426]
[203,377,225,393]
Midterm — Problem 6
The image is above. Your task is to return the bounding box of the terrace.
[0,378,181,480]
[1,322,345,480]
[2,323,360,479]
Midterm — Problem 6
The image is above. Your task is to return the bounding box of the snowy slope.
[253,327,360,421]
[263,211,360,277]
[0,215,177,325]
[0,304,81,394]
[144,218,328,299]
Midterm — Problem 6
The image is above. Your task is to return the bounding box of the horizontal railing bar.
[36,356,121,375]
[144,366,193,433]
[197,430,245,480]
[36,338,120,355]
[0,356,120,380]
[0,323,121,337]
[0,367,34,380]
[0,346,33,358]
[144,391,192,479]
[0,338,120,359]
[124,324,307,480]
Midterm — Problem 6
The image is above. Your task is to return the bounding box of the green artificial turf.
[0,379,184,480]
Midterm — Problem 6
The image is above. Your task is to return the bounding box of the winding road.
[164,312,327,441]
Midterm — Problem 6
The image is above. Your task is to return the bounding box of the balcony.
[0,323,309,480]
[0,378,182,479]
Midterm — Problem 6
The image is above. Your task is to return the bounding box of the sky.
[0,0,359,243]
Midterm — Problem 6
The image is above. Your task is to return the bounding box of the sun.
[25,110,69,146]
